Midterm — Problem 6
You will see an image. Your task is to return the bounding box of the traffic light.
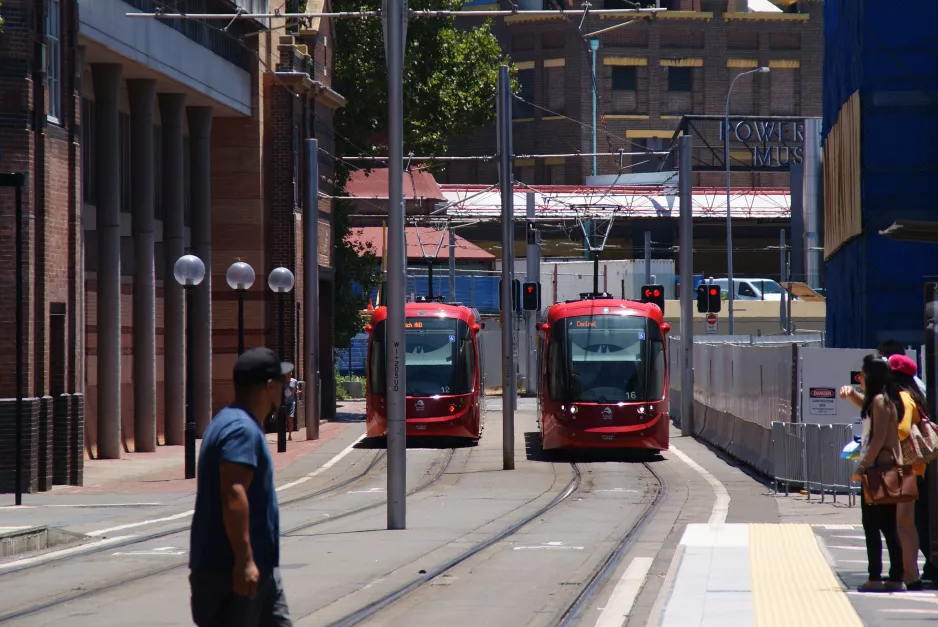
[640,284,665,314]
[522,282,541,311]
[697,284,722,313]
[499,278,522,312]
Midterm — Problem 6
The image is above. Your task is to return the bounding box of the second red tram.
[365,300,486,441]
[537,294,670,451]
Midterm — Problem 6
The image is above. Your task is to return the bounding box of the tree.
[328,0,512,346]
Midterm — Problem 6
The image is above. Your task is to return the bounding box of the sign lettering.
[719,119,806,168]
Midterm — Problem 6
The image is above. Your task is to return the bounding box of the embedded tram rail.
[321,458,665,627]
[0,448,457,624]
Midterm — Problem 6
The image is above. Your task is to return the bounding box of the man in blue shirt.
[189,347,294,627]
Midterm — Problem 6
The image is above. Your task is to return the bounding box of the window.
[514,69,534,119]
[667,67,692,92]
[770,69,797,115]
[514,166,535,184]
[612,66,637,91]
[632,138,665,174]
[81,98,96,204]
[546,164,565,185]
[611,66,638,114]
[544,66,565,114]
[46,0,62,122]
[119,113,132,213]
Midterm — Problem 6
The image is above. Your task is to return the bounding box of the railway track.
[322,458,664,627]
[0,448,457,624]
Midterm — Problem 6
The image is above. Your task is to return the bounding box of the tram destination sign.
[718,119,805,168]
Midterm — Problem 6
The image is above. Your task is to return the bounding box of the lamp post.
[268,267,295,453]
[174,254,206,480]
[724,65,770,335]
[226,261,255,355]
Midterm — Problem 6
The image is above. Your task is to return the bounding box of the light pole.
[268,267,295,453]
[226,261,255,355]
[174,254,206,480]
[589,38,599,178]
[724,65,769,335]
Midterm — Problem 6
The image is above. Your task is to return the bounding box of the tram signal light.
[522,282,541,311]
[500,278,522,312]
[697,284,722,313]
[640,284,665,314]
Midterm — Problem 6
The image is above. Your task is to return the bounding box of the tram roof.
[546,298,665,325]
[369,302,479,325]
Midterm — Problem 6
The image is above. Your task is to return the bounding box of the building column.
[187,106,213,435]
[91,63,123,460]
[159,93,186,446]
[128,79,157,452]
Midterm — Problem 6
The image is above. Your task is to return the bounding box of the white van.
[709,278,795,302]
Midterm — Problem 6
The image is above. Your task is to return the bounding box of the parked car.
[708,278,798,302]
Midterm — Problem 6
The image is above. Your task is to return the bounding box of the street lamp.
[174,254,206,480]
[226,261,255,355]
[724,65,770,335]
[268,267,295,453]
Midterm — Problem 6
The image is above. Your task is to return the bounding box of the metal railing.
[772,421,859,506]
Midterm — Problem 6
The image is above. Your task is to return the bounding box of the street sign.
[706,313,717,335]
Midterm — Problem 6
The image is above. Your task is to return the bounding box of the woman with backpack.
[852,354,906,592]
[889,354,938,587]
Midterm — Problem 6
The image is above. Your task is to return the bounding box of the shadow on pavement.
[355,435,477,450]
[524,431,664,464]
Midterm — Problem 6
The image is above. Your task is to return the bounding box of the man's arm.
[220,462,259,597]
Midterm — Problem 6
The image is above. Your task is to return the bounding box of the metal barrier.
[772,421,859,506]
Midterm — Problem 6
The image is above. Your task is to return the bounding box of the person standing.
[852,354,906,592]
[189,347,295,627]
[284,375,297,442]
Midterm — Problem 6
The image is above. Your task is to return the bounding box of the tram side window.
[369,326,386,395]
[462,332,476,391]
[547,330,566,401]
[648,333,666,399]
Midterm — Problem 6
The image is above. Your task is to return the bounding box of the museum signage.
[719,119,805,167]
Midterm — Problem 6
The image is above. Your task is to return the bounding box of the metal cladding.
[822,0,938,348]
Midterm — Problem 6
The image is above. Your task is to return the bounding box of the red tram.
[536,293,670,451]
[365,299,486,441]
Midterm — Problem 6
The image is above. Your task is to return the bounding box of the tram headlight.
[569,405,578,415]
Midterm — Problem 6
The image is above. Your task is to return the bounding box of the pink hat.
[888,354,917,377]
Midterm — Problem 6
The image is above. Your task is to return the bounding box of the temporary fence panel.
[538,259,676,304]
[772,421,858,504]
[798,347,918,425]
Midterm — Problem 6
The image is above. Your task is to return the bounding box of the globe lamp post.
[174,254,206,479]
[226,261,256,355]
[268,267,295,453]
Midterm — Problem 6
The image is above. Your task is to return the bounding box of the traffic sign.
[706,313,717,335]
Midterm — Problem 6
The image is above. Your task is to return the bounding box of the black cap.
[233,347,294,388]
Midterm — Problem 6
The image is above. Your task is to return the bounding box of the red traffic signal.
[640,284,665,314]
[698,283,722,313]
[522,282,541,311]
[710,287,718,296]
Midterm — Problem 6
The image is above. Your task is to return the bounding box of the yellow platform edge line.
[749,523,862,627]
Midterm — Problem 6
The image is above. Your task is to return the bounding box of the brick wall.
[0,0,82,491]
[446,1,824,188]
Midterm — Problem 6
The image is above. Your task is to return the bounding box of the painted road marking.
[113,546,186,556]
[831,535,866,540]
[87,510,195,537]
[85,435,366,537]
[0,536,136,573]
[0,527,34,532]
[668,444,729,525]
[0,502,162,509]
[348,488,385,494]
[593,489,640,493]
[275,433,366,492]
[513,542,584,551]
[594,557,654,627]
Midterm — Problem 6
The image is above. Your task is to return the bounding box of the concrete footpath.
[642,429,938,627]
[0,401,368,537]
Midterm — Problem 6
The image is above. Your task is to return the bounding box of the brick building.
[446,0,823,189]
[0,0,343,493]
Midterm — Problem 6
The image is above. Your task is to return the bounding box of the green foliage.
[328,0,512,347]
[0,2,5,33]
[331,0,513,156]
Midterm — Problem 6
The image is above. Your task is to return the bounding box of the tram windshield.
[546,314,665,403]
[368,317,475,397]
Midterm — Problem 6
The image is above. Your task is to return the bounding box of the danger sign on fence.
[808,387,837,416]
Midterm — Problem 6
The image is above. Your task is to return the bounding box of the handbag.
[862,463,919,505]
[899,402,938,466]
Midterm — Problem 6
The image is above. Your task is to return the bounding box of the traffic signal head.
[522,282,541,311]
[500,278,523,312]
[697,284,722,313]
[640,284,665,314]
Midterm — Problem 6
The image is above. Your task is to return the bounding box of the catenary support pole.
[779,229,787,334]
[525,193,539,396]
[498,64,515,470]
[679,134,694,437]
[448,227,456,302]
[644,231,652,285]
[925,284,938,566]
[589,39,599,178]
[385,0,408,528]
[304,139,321,441]
[14,174,25,504]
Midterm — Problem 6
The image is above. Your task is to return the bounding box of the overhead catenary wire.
[340,151,671,161]
[126,8,668,19]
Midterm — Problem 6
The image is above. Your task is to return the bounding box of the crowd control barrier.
[771,421,859,506]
